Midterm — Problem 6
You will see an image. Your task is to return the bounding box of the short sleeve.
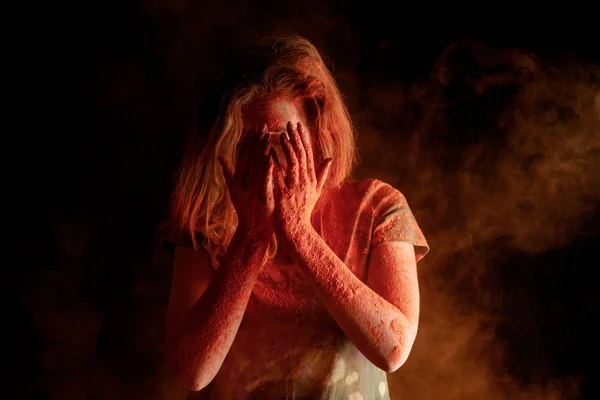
[370,180,430,262]
[157,224,205,262]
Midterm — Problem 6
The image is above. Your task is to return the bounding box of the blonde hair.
[164,35,359,269]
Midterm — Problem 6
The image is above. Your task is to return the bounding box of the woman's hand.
[219,124,275,238]
[271,121,333,239]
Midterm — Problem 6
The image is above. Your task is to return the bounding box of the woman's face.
[242,96,315,174]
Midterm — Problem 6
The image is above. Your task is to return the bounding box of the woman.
[161,35,429,399]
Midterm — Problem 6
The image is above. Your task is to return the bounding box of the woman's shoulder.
[334,178,401,199]
[318,179,405,215]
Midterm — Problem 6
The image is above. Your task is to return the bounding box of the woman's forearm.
[175,227,271,390]
[285,226,416,373]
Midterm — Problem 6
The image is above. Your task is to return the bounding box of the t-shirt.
[163,178,429,400]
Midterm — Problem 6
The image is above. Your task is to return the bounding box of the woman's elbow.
[174,361,215,391]
[384,344,413,373]
[385,326,418,373]
[168,346,215,391]
[182,374,211,392]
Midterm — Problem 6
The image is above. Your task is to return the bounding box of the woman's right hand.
[218,124,275,238]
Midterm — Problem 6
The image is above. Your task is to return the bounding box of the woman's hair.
[164,34,359,269]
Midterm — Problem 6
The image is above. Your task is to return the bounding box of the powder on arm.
[172,227,271,391]
[281,180,429,372]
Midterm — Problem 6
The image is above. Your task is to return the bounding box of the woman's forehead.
[243,96,306,131]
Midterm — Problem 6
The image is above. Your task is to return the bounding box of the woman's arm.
[268,121,419,372]
[284,227,419,373]
[168,125,275,390]
[268,121,420,372]
[168,227,271,391]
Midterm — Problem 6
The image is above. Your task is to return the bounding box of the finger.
[218,156,234,189]
[258,127,272,156]
[263,152,275,200]
[280,131,298,187]
[268,147,281,197]
[268,146,281,168]
[257,124,269,157]
[256,133,272,196]
[316,157,333,193]
[257,125,270,170]
[297,122,316,182]
[272,157,286,199]
[287,121,307,180]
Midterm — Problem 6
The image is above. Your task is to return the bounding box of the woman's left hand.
[270,121,333,240]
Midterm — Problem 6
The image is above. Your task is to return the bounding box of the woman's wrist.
[219,227,272,276]
[235,223,274,244]
[279,221,314,245]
